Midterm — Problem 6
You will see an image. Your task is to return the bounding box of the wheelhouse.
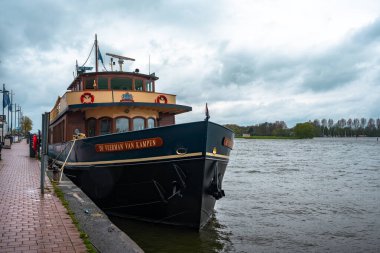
[49,71,191,144]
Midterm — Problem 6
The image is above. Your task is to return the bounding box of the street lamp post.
[16,106,21,137]
[9,90,14,134]
[14,103,17,136]
[1,83,10,143]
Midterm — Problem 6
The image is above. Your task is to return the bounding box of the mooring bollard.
[53,168,60,182]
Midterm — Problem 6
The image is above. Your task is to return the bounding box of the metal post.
[1,83,5,143]
[40,112,50,194]
[17,106,21,136]
[14,103,16,136]
[41,113,45,194]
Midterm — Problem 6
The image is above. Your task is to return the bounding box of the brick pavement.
[0,140,88,253]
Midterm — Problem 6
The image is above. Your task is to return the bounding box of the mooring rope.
[58,139,77,182]
[47,141,72,169]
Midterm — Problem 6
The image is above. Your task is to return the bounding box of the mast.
[95,34,98,72]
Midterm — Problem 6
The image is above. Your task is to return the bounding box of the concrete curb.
[47,172,144,253]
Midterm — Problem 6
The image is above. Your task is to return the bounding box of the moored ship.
[48,35,234,229]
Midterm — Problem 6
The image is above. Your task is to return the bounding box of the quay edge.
[47,172,144,253]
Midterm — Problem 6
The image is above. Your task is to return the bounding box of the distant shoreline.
[237,136,379,140]
[237,136,299,140]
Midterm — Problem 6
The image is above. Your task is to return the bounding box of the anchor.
[207,161,225,200]
[168,164,187,200]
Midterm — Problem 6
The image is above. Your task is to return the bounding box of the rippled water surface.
[112,138,380,252]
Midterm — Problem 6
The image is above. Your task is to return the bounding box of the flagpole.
[95,34,98,72]
[1,83,5,143]
[7,92,10,133]
[2,83,4,143]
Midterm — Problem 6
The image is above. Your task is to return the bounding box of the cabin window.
[87,118,97,137]
[85,78,96,89]
[116,117,129,133]
[98,77,108,90]
[133,118,145,131]
[100,117,112,135]
[146,80,154,92]
[147,118,155,129]
[135,79,144,91]
[111,77,132,90]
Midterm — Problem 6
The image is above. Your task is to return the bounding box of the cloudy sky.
[1,0,380,131]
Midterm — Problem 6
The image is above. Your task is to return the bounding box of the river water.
[111,137,380,253]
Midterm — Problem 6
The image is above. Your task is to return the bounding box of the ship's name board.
[222,137,234,149]
[95,137,163,152]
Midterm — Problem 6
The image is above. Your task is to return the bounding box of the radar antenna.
[106,53,135,72]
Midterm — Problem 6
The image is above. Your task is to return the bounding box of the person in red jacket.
[32,134,38,158]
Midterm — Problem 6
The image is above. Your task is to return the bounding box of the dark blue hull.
[48,121,233,229]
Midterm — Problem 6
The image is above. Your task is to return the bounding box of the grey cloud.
[351,18,380,45]
[203,18,380,94]
[301,54,359,92]
[0,1,70,54]
[302,19,380,91]
[205,50,302,89]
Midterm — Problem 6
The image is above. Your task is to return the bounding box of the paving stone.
[0,140,87,253]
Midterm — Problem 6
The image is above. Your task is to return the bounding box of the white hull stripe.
[54,152,229,166]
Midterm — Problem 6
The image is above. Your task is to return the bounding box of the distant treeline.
[224,118,380,138]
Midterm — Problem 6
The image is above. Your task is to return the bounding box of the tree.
[360,118,367,128]
[294,122,315,139]
[312,119,322,136]
[367,118,376,136]
[347,118,353,137]
[353,118,360,136]
[353,118,360,129]
[21,116,33,134]
[336,118,347,137]
[347,118,352,128]
[328,119,334,136]
[321,118,327,136]
[368,118,375,129]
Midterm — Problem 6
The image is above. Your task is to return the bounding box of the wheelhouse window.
[135,79,144,91]
[111,77,132,90]
[133,118,145,131]
[116,117,129,133]
[146,80,154,92]
[100,117,112,135]
[87,118,97,137]
[85,78,96,89]
[98,77,108,90]
[147,118,155,129]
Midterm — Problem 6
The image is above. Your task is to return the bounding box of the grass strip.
[51,182,97,253]
[237,136,299,139]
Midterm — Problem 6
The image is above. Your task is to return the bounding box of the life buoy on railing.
[80,92,94,104]
[155,95,168,104]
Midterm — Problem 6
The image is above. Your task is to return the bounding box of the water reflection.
[110,214,233,253]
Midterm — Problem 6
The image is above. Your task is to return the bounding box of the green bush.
[294,122,315,139]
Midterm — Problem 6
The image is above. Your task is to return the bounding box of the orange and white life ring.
[155,95,167,104]
[80,92,94,104]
